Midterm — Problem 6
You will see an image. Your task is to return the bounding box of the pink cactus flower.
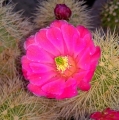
[90,108,119,120]
[54,4,72,20]
[21,20,101,99]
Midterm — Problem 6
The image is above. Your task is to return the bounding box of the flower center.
[55,56,77,78]
[55,56,69,72]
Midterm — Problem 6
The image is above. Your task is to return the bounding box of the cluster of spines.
[0,0,33,78]
[101,0,119,31]
[0,76,52,120]
[33,0,92,29]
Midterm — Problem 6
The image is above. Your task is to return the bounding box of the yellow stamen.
[55,56,69,73]
[55,56,77,78]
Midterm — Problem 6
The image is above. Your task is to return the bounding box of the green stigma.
[55,56,64,65]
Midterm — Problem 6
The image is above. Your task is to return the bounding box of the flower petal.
[91,46,101,62]
[35,29,60,56]
[46,27,66,54]
[27,83,47,97]
[78,80,91,91]
[21,56,32,78]
[85,70,95,83]
[73,34,94,57]
[27,45,53,63]
[90,112,102,119]
[61,23,78,54]
[28,71,56,86]
[65,77,77,87]
[57,78,77,99]
[103,108,114,114]
[29,63,54,73]
[77,25,91,38]
[50,20,67,28]
[114,112,119,119]
[73,38,86,57]
[74,71,91,91]
[24,35,36,50]
[22,68,29,80]
[74,70,87,82]
[77,48,92,70]
[41,78,65,96]
[77,46,100,70]
[21,56,31,71]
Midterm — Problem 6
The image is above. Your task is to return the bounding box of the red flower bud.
[54,4,72,20]
[90,108,119,120]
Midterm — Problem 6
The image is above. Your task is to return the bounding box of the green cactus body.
[0,93,40,120]
[101,0,119,31]
[89,30,119,112]
[0,77,49,120]
[0,3,33,50]
[33,0,92,29]
[0,1,33,77]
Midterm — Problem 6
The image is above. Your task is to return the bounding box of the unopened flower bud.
[54,4,72,20]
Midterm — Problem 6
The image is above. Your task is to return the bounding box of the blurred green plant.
[101,0,119,32]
